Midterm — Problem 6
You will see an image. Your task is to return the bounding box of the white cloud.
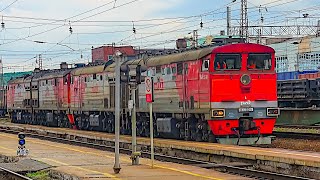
[1,0,188,71]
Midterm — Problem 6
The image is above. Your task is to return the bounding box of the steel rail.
[0,166,32,180]
[0,128,315,180]
[273,131,320,140]
[275,125,320,129]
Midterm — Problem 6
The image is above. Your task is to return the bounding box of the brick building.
[91,45,176,62]
[91,46,136,62]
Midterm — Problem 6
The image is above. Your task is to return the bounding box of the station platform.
[0,130,246,179]
[0,121,319,178]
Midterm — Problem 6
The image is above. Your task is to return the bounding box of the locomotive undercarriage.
[10,110,215,143]
[11,110,71,128]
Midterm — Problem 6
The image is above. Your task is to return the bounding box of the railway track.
[274,125,320,140]
[273,131,320,140]
[275,125,320,129]
[0,166,32,180]
[0,128,314,180]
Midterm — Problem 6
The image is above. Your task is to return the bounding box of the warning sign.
[145,77,154,103]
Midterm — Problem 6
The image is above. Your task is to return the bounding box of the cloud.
[1,0,187,71]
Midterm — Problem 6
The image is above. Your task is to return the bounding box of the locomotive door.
[110,84,115,108]
[182,62,189,118]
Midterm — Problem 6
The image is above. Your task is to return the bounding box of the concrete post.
[131,86,139,165]
[113,52,121,174]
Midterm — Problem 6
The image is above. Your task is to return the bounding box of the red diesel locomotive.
[7,43,278,145]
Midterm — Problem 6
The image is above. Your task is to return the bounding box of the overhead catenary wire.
[0,0,18,12]
[1,0,316,71]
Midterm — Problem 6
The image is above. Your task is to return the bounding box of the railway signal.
[145,76,154,167]
[145,77,154,103]
[120,64,130,83]
[17,132,28,156]
[135,65,147,84]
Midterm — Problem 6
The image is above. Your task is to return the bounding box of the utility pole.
[0,58,3,110]
[240,0,248,42]
[227,6,231,36]
[113,50,122,174]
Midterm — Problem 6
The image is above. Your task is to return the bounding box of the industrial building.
[268,36,320,73]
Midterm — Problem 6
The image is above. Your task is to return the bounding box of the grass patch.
[26,170,50,180]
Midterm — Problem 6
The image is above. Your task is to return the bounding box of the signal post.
[145,76,154,167]
[17,132,28,157]
[121,64,148,165]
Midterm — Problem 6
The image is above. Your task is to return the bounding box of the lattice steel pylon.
[240,0,248,41]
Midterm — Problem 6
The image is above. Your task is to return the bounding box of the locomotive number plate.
[239,107,254,112]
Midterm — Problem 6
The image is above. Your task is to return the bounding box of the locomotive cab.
[208,43,279,145]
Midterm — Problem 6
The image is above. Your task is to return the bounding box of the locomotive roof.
[72,64,105,76]
[34,69,73,80]
[8,76,26,84]
[7,73,32,84]
[71,47,215,75]
[127,46,215,67]
[212,43,275,53]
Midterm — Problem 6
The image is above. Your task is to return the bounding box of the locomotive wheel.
[195,133,202,142]
[208,134,216,143]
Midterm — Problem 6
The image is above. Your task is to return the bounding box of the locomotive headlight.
[212,109,225,118]
[267,108,280,116]
[240,74,251,85]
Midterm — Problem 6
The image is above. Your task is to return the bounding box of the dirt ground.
[270,138,320,152]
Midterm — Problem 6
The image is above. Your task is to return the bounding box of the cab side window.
[214,54,241,70]
[202,59,209,71]
[247,53,272,70]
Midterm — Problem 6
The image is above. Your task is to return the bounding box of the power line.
[0,0,18,12]
[0,0,141,46]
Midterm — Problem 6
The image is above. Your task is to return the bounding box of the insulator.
[69,26,73,34]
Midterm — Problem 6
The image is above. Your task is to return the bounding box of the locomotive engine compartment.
[7,43,279,146]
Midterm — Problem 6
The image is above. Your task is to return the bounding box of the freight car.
[7,43,279,145]
[277,79,320,108]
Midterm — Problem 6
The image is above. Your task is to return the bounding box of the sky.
[0,0,319,72]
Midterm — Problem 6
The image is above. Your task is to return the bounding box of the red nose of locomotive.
[209,73,278,145]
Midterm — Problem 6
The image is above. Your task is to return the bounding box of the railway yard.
[0,119,319,180]
[1,0,320,179]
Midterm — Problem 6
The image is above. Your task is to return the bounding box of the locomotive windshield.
[214,54,241,70]
[247,53,272,70]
